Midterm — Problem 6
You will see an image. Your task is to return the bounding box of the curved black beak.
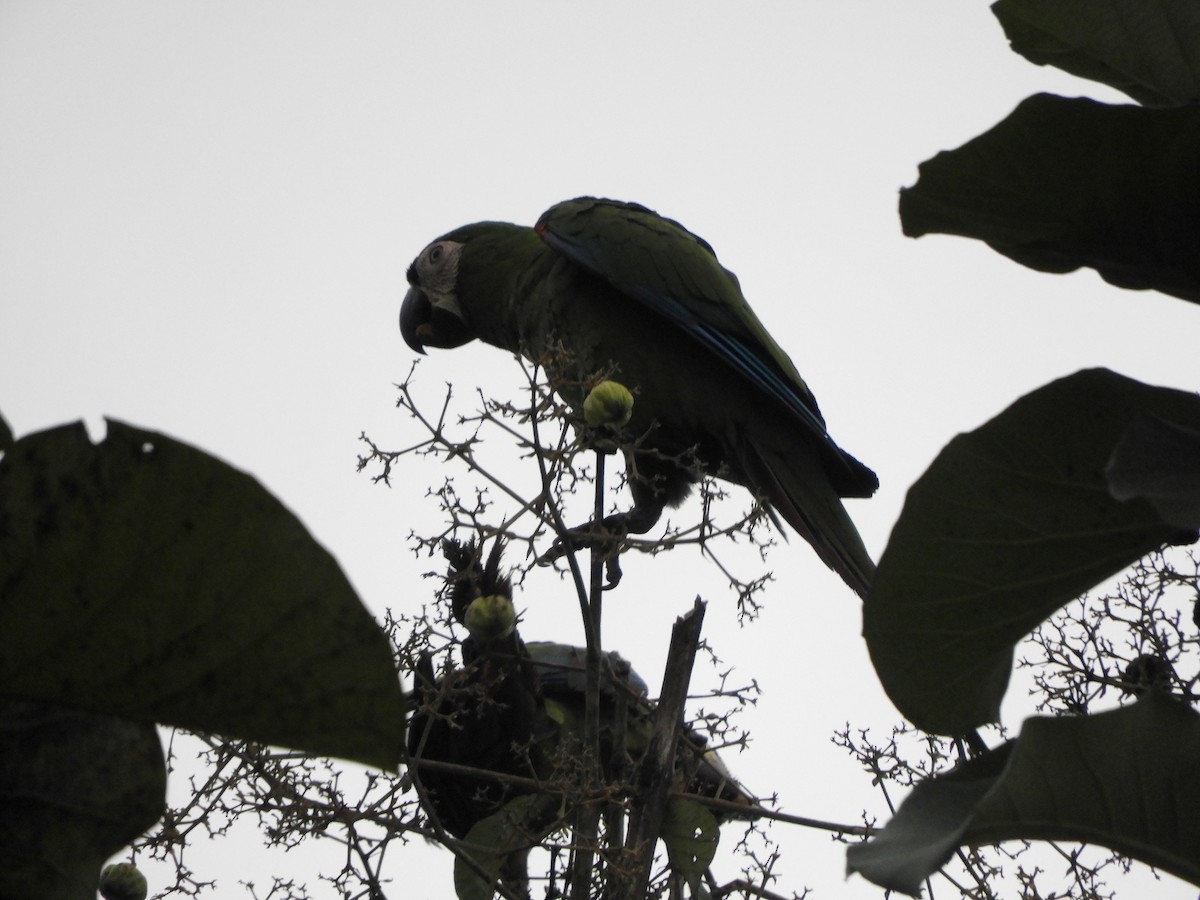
[400,285,476,352]
[400,286,430,354]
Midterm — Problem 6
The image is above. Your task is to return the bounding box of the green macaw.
[401,198,878,596]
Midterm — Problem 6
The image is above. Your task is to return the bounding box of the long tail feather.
[745,444,876,598]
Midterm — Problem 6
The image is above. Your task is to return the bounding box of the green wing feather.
[536,199,816,403]
[535,197,876,498]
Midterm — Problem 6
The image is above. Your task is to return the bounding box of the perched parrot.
[407,539,759,889]
[401,198,878,596]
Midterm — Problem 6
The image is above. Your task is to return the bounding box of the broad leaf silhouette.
[864,369,1200,734]
[0,416,405,769]
[993,0,1200,106]
[847,694,1200,895]
[1107,413,1200,529]
[900,94,1200,304]
[0,701,164,900]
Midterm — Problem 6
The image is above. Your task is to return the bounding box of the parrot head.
[401,220,540,355]
[442,538,512,627]
[400,237,473,353]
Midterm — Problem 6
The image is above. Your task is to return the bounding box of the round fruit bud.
[583,380,634,428]
[464,593,516,641]
[99,862,148,900]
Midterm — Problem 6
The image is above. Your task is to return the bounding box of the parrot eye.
[413,239,462,292]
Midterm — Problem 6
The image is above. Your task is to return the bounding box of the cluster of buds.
[99,862,147,900]
[463,593,517,642]
[583,380,634,429]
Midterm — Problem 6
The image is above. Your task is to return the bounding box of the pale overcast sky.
[2,2,1196,897]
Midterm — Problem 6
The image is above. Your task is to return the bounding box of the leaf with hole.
[0,416,405,768]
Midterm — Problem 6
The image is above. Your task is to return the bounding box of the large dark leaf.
[864,369,1200,734]
[0,700,165,900]
[0,417,405,769]
[993,0,1200,106]
[847,694,1200,895]
[900,94,1200,304]
[1107,413,1200,529]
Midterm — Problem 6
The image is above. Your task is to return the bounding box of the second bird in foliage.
[407,540,760,895]
[401,197,878,596]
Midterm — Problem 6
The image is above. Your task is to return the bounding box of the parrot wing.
[524,641,759,818]
[525,641,650,698]
[535,197,874,497]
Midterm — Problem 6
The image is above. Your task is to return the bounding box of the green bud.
[464,593,516,641]
[99,862,148,900]
[583,380,634,428]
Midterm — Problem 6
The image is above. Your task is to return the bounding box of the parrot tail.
[745,444,876,598]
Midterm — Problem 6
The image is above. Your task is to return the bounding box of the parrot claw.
[536,517,629,589]
[604,555,623,589]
